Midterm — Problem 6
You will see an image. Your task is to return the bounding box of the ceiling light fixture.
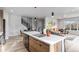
[34,17,36,19]
[34,17,37,21]
[34,7,37,8]
[52,12,54,16]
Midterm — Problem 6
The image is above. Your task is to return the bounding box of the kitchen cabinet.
[50,41,62,52]
[29,36,62,52]
[22,31,62,52]
[23,33,29,51]
[29,36,49,52]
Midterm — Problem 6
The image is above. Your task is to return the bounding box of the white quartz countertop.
[22,31,65,45]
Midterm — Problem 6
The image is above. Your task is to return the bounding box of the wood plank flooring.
[0,36,28,52]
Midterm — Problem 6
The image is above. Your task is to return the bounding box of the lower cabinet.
[23,34,62,52]
[54,41,62,52]
[29,37,49,52]
[29,37,62,52]
[50,41,62,52]
[23,33,29,51]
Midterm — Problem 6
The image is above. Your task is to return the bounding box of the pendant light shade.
[34,17,36,19]
[52,12,54,16]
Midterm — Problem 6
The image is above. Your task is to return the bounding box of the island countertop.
[22,31,65,45]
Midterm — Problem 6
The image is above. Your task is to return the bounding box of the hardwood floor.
[0,36,28,52]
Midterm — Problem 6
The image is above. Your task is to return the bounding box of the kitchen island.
[22,31,65,52]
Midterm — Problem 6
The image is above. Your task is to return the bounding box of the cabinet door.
[23,34,29,50]
[29,37,49,52]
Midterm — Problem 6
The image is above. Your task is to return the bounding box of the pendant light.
[34,17,37,21]
[34,7,37,8]
[51,12,54,17]
[34,17,36,19]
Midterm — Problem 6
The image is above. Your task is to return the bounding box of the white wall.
[0,15,2,32]
[3,10,9,39]
[3,10,21,39]
[8,14,21,36]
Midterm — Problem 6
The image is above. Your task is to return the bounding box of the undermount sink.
[65,37,75,41]
[33,34,46,37]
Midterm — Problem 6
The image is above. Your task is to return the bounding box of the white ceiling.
[2,7,79,18]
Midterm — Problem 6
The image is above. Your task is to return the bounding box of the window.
[65,24,71,30]
[65,21,79,30]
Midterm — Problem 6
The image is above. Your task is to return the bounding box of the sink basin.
[33,34,46,37]
[65,37,75,41]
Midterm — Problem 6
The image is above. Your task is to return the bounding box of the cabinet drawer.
[29,45,39,52]
[29,37,49,52]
